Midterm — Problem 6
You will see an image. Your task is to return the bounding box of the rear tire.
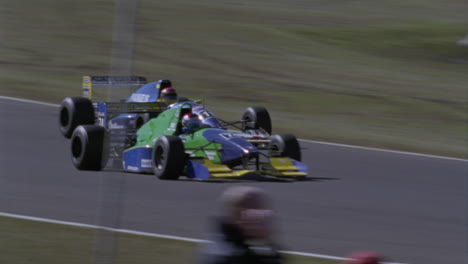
[71,125,106,170]
[241,106,272,135]
[59,97,95,138]
[152,136,185,180]
[136,113,150,129]
[269,133,301,161]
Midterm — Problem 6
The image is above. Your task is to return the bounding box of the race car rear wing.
[82,76,147,100]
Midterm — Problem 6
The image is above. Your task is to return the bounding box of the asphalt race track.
[0,98,466,264]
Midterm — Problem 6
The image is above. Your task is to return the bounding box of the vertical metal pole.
[94,177,127,264]
[94,0,138,263]
[110,0,138,76]
[108,0,139,100]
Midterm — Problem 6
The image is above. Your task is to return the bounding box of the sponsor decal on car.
[127,165,139,171]
[204,151,217,160]
[129,93,150,102]
[220,133,235,139]
[108,121,125,129]
[141,159,152,168]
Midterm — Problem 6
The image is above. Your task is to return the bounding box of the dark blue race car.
[58,76,186,138]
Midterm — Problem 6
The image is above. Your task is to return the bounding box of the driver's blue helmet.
[181,113,201,132]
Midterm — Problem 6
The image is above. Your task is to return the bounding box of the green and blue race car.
[60,77,307,181]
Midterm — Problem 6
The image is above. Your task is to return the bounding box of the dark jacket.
[198,218,283,264]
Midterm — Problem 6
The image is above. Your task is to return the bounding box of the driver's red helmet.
[161,87,178,101]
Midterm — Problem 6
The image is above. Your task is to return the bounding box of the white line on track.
[1,95,466,162]
[299,139,467,162]
[0,95,59,108]
[0,212,407,264]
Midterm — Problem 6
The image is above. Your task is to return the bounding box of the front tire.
[152,136,185,180]
[59,97,95,138]
[71,125,106,170]
[241,106,272,135]
[269,133,301,161]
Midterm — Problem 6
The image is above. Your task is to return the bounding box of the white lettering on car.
[130,93,150,102]
[141,159,152,168]
[204,151,217,160]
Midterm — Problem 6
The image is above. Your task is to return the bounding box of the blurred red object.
[343,251,382,264]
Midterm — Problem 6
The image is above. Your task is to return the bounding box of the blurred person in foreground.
[198,186,283,264]
[343,251,383,264]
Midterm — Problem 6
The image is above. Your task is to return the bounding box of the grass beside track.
[0,216,341,264]
[1,0,467,158]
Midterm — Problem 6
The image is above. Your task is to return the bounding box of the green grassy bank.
[1,0,467,157]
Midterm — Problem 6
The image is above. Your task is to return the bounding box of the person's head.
[161,87,178,104]
[220,186,273,241]
[343,252,382,264]
[181,113,202,133]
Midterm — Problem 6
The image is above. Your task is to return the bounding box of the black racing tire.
[241,106,272,135]
[59,97,95,138]
[269,133,301,161]
[152,136,185,180]
[71,125,106,170]
[135,113,150,129]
